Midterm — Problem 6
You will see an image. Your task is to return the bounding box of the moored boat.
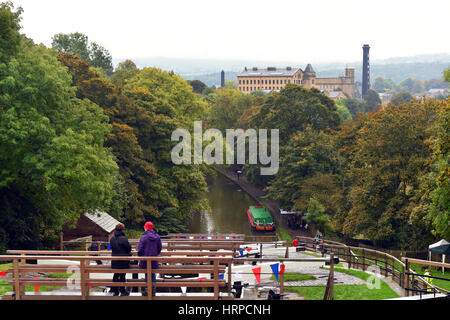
[247,205,275,231]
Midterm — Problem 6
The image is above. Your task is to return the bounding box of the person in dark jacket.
[138,221,162,295]
[89,241,103,265]
[110,223,131,296]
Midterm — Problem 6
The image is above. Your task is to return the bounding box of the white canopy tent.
[428,239,450,274]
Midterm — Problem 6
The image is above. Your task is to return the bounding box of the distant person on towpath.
[138,221,162,296]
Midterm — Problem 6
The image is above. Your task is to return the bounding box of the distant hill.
[114,54,450,86]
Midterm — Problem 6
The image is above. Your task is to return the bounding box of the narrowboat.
[247,205,275,231]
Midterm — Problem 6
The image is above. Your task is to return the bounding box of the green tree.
[444,68,450,83]
[57,52,158,225]
[52,32,113,75]
[304,197,332,235]
[363,89,381,112]
[373,77,397,93]
[336,104,352,122]
[390,91,414,105]
[188,80,207,94]
[224,80,237,89]
[110,59,139,90]
[0,36,117,250]
[123,67,210,230]
[0,1,22,64]
[249,85,341,146]
[208,87,253,132]
[266,126,339,211]
[334,99,439,249]
[344,98,365,118]
[427,100,449,238]
[399,77,424,93]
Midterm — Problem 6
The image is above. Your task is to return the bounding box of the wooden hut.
[62,210,120,243]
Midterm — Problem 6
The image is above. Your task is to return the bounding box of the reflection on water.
[189,174,275,236]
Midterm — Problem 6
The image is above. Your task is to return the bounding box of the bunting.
[280,264,285,275]
[252,267,261,285]
[270,263,279,281]
[33,277,39,292]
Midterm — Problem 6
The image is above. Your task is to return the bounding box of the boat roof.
[249,206,273,221]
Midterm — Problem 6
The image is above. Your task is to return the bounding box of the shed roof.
[84,210,120,233]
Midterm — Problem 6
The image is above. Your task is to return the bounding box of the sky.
[10,0,450,63]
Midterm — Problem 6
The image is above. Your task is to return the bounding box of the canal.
[189,173,276,236]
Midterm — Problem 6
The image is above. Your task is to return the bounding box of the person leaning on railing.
[138,221,162,296]
[109,223,132,296]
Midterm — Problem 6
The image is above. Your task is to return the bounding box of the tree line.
[0,2,210,251]
[202,75,449,251]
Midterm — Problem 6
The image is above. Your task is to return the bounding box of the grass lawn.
[0,265,66,296]
[300,251,322,257]
[0,263,11,272]
[0,280,60,296]
[409,263,450,291]
[270,272,316,282]
[45,273,74,279]
[285,267,399,300]
[277,226,293,243]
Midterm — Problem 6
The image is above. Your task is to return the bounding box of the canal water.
[189,173,276,236]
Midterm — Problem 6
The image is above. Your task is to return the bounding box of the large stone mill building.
[237,64,355,98]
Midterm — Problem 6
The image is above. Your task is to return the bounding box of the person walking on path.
[138,221,162,296]
[109,223,131,296]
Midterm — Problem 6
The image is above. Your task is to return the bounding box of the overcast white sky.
[10,0,450,63]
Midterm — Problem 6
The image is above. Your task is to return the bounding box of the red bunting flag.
[0,271,7,276]
[280,264,285,275]
[252,267,261,285]
[33,277,39,292]
[198,277,207,282]
[247,247,252,253]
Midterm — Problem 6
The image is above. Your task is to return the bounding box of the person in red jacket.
[137,221,162,296]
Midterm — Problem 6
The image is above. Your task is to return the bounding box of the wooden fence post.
[362,249,366,271]
[228,259,232,296]
[323,253,335,300]
[385,254,388,277]
[348,248,351,269]
[392,257,395,281]
[80,259,87,300]
[147,259,153,300]
[13,258,21,300]
[213,260,219,300]
[329,253,334,300]
[280,268,284,295]
[404,258,410,297]
[285,243,289,258]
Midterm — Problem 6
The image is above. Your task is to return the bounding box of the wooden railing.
[402,257,450,295]
[1,255,232,300]
[295,236,446,297]
[1,250,336,300]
